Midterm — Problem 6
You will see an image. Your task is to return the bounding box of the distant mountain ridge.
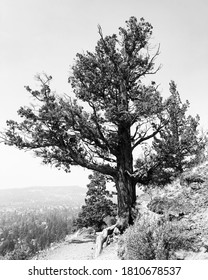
[0,185,86,208]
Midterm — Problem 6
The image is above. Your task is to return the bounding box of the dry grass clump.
[118,215,197,260]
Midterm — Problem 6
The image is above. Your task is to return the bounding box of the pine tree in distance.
[75,171,117,231]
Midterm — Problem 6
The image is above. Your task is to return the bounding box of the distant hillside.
[0,185,86,209]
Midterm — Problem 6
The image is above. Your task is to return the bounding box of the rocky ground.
[136,161,208,260]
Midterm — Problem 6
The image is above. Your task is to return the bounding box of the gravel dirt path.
[34,241,95,260]
[33,240,119,260]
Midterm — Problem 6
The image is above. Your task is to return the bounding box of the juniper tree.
[152,81,202,177]
[1,17,168,230]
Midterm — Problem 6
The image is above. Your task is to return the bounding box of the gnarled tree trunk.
[116,169,136,231]
[115,123,136,231]
[95,121,137,256]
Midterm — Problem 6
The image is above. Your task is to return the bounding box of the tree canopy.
[3,17,165,175]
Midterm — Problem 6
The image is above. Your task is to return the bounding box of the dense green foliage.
[75,172,117,231]
[0,207,74,260]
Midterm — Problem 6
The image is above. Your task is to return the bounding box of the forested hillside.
[0,186,85,208]
[0,186,86,259]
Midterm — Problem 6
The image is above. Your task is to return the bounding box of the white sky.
[0,0,208,189]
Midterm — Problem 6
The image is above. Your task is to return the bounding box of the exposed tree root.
[94,224,117,258]
[94,214,135,257]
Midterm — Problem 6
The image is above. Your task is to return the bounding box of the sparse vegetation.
[118,215,198,260]
[117,159,208,260]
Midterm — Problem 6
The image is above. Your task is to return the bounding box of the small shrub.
[5,248,29,260]
[147,195,192,217]
[118,215,197,260]
[180,172,205,186]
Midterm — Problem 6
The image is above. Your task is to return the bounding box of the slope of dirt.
[135,161,208,260]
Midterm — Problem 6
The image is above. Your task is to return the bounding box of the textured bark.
[116,171,136,231]
[95,123,137,256]
[115,123,137,231]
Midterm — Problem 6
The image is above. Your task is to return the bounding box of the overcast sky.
[0,0,208,189]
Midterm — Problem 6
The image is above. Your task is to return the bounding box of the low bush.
[147,196,188,215]
[147,197,171,215]
[118,215,197,260]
